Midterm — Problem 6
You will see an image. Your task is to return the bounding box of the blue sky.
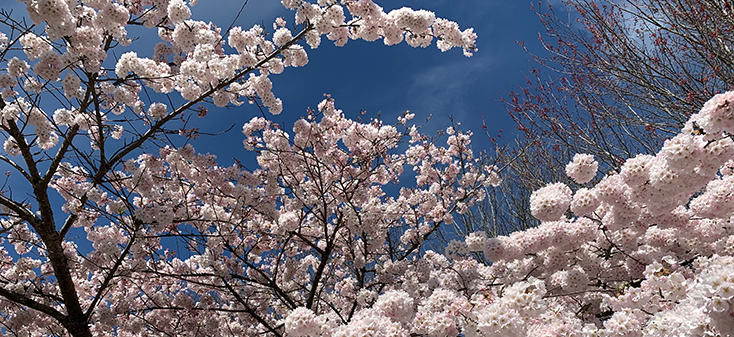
[0,0,558,262]
[0,0,553,161]
[177,0,551,161]
[0,0,555,230]
[0,0,555,241]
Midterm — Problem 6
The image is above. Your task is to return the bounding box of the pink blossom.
[285,307,321,337]
[566,153,598,184]
[530,182,573,221]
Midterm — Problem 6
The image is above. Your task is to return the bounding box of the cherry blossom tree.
[323,91,734,337]
[0,0,485,336]
[4,0,734,336]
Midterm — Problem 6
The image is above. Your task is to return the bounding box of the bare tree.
[511,0,734,167]
[462,0,734,236]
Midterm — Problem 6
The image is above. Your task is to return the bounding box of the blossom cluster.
[566,153,598,184]
[4,0,477,152]
[274,91,734,337]
[0,0,482,336]
[6,92,494,335]
[417,92,734,336]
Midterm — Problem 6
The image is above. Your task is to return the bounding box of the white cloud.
[407,54,493,122]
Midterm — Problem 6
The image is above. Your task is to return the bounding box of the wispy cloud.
[407,54,493,123]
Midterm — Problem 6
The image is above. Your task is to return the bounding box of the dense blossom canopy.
[1,0,734,336]
[0,0,483,336]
